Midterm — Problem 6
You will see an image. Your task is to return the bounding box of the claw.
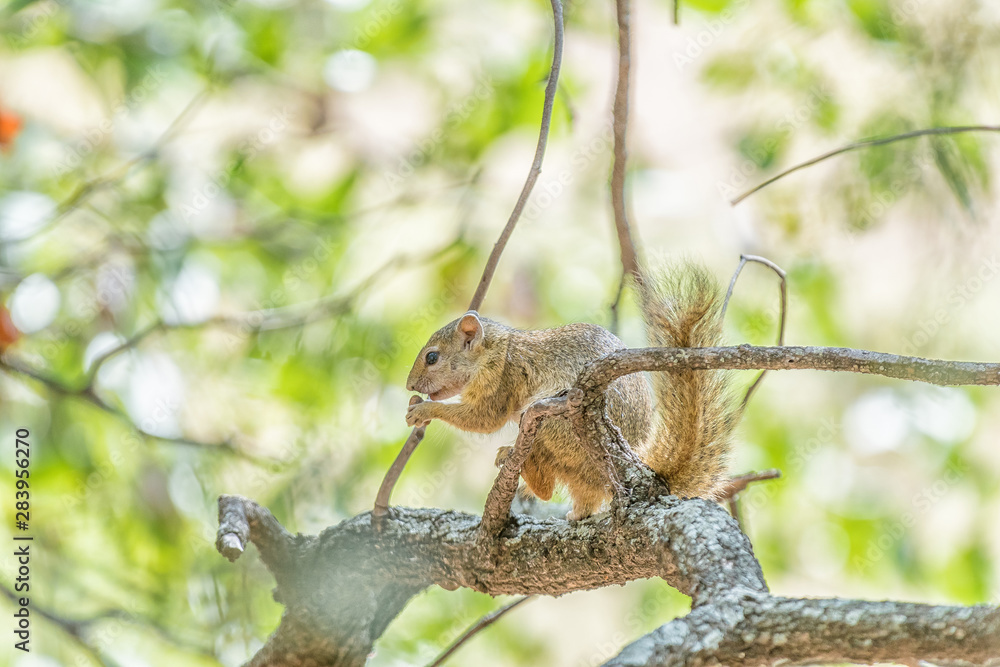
[494,445,514,468]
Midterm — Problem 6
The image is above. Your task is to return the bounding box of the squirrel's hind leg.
[565,482,606,521]
[520,451,556,501]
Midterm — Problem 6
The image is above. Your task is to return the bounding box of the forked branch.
[721,254,788,409]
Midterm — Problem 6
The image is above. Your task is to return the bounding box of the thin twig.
[578,345,1000,392]
[373,398,427,530]
[717,468,781,501]
[610,0,642,285]
[479,396,571,540]
[727,495,743,532]
[721,255,788,409]
[730,125,1000,205]
[247,238,464,332]
[10,89,210,244]
[85,320,165,389]
[49,237,130,283]
[720,256,748,321]
[467,0,564,312]
[74,88,210,204]
[1,587,118,667]
[426,596,535,667]
[79,239,462,381]
[2,242,457,462]
[608,269,628,334]
[373,0,562,524]
[673,0,680,25]
[0,357,257,458]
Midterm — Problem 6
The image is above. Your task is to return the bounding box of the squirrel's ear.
[458,312,483,350]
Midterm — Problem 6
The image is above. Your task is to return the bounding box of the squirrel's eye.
[425,350,439,365]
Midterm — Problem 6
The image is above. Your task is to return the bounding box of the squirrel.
[405,264,738,521]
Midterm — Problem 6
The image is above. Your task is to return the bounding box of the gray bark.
[215,344,1000,666]
[216,493,1000,667]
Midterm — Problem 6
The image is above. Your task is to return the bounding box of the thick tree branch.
[217,494,298,569]
[216,495,765,666]
[568,383,664,506]
[218,489,1000,667]
[483,344,1000,524]
[604,594,1000,667]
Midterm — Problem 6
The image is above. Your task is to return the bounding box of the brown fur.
[405,265,736,518]
[634,266,738,499]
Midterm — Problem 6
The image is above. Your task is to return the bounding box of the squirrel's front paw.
[494,445,514,468]
[406,400,436,427]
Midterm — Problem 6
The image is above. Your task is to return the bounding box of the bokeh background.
[1,0,999,665]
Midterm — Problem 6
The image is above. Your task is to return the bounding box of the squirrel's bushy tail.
[638,264,738,499]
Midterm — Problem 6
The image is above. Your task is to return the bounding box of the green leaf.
[846,0,899,41]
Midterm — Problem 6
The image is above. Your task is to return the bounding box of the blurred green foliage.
[1,0,999,666]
